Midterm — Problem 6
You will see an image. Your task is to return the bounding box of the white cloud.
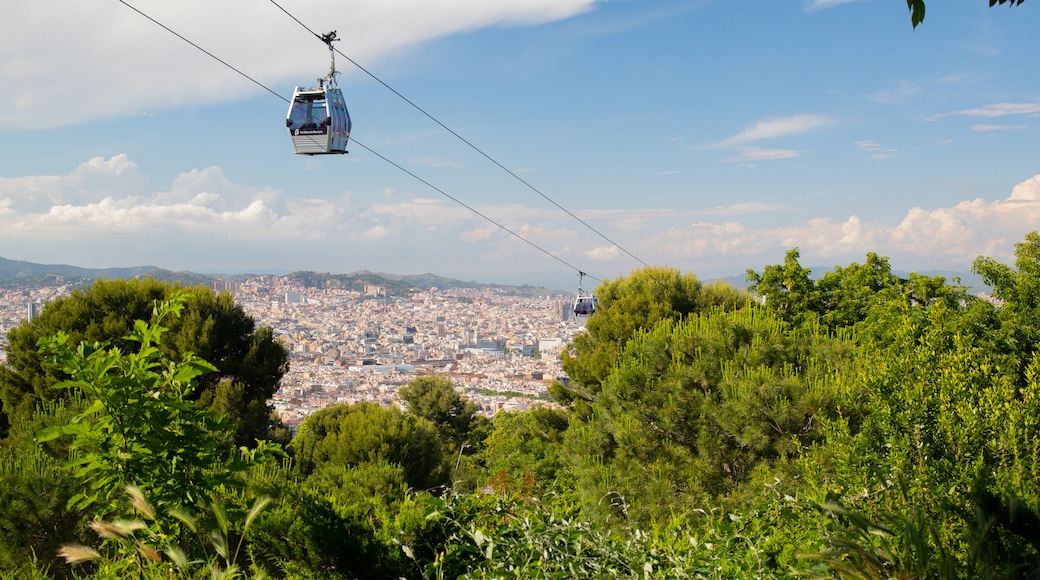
[1009,175,1040,201]
[461,228,494,242]
[0,0,597,128]
[645,174,1040,273]
[7,155,1040,282]
[697,202,787,215]
[411,156,464,169]
[932,101,1040,120]
[805,0,860,12]
[971,124,1027,132]
[723,147,802,163]
[586,245,619,260]
[714,114,832,148]
[867,80,921,105]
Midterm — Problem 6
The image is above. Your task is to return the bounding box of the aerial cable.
[266,0,649,269]
[353,140,598,278]
[115,0,284,103]
[114,0,601,283]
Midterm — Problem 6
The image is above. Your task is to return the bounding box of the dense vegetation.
[3,235,1040,578]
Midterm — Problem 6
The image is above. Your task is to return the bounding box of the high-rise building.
[26,301,43,322]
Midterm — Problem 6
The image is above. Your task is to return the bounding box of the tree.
[748,250,975,332]
[35,295,280,520]
[0,278,288,446]
[399,375,486,449]
[289,402,448,490]
[481,407,570,494]
[907,0,1024,29]
[746,248,822,328]
[0,446,87,580]
[563,307,851,523]
[558,266,750,403]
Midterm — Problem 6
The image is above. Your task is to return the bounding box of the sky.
[1,0,1038,289]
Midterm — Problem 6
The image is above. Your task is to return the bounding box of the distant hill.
[0,256,229,289]
[0,258,561,296]
[285,270,559,297]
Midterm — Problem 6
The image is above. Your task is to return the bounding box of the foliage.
[290,401,449,490]
[747,249,975,333]
[481,407,571,495]
[56,485,271,579]
[247,484,391,579]
[399,375,487,449]
[0,278,288,445]
[0,445,87,579]
[907,0,1025,29]
[412,486,828,579]
[564,307,852,524]
[558,267,750,403]
[10,238,1040,578]
[36,294,281,522]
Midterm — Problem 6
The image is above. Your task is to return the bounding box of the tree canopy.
[289,402,448,491]
[557,266,750,405]
[9,237,1040,577]
[398,375,485,449]
[0,278,288,446]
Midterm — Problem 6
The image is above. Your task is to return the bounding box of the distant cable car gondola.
[573,271,596,323]
[287,31,351,155]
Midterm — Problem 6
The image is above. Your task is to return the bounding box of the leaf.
[35,426,63,443]
[907,0,926,28]
[244,496,273,530]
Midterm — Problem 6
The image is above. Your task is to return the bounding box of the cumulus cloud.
[0,0,597,128]
[6,155,1040,282]
[642,174,1040,274]
[460,228,494,242]
[0,154,148,213]
[586,245,619,260]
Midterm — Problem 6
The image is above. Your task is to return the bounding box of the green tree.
[0,446,87,579]
[749,250,974,332]
[0,278,288,446]
[399,375,486,449]
[564,307,851,524]
[290,402,448,490]
[746,248,822,328]
[481,406,570,494]
[35,295,279,520]
[558,266,750,404]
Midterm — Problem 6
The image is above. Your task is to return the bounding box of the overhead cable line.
[267,0,648,269]
[115,0,600,283]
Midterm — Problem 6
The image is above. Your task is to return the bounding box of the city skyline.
[1,0,1038,288]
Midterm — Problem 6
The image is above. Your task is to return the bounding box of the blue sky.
[1,0,1038,289]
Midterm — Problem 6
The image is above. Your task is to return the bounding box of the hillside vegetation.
[3,234,1040,578]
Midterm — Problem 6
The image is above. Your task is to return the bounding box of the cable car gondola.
[287,31,351,155]
[573,271,596,323]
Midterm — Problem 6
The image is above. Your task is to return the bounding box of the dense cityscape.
[0,276,582,429]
